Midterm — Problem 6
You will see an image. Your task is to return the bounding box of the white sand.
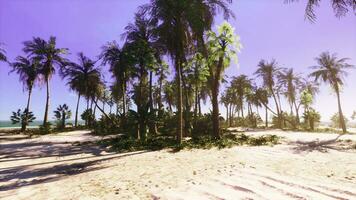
[0,130,355,200]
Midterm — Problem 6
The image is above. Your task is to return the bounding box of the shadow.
[289,135,355,153]
[0,150,148,192]
[0,141,104,162]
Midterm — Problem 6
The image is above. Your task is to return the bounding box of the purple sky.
[0,0,355,122]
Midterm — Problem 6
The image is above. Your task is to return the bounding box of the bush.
[302,109,321,130]
[81,109,95,128]
[191,114,213,137]
[100,133,280,153]
[39,122,52,134]
[93,114,120,136]
[330,112,348,128]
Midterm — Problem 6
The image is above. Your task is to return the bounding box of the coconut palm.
[123,12,158,139]
[142,0,194,143]
[100,41,131,119]
[54,104,72,129]
[10,56,40,131]
[309,52,354,133]
[63,52,101,127]
[278,68,302,123]
[23,36,68,126]
[254,59,282,127]
[230,75,252,118]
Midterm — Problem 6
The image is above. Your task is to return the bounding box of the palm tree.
[0,44,7,62]
[254,59,282,128]
[278,68,302,124]
[230,75,252,118]
[23,36,68,126]
[54,104,72,129]
[10,109,36,132]
[123,13,158,139]
[207,22,241,138]
[63,52,101,127]
[309,52,354,133]
[287,0,356,21]
[10,56,39,131]
[100,41,131,119]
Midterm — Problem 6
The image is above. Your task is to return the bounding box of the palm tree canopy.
[10,56,40,90]
[287,0,356,21]
[23,36,68,80]
[309,52,354,92]
[64,52,103,99]
[278,68,302,104]
[254,59,281,91]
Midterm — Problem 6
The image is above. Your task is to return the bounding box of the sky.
[0,0,355,122]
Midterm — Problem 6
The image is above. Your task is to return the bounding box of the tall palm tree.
[278,68,302,123]
[230,75,252,118]
[254,59,282,128]
[23,36,68,126]
[63,52,101,127]
[10,56,39,131]
[309,52,354,133]
[123,12,158,139]
[0,44,7,62]
[100,41,131,119]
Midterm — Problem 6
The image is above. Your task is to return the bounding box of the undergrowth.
[98,133,280,153]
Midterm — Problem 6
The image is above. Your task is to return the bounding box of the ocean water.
[0,120,84,128]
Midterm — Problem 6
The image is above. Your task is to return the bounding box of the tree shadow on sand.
[0,150,148,192]
[289,135,356,153]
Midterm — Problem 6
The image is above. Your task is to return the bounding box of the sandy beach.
[0,129,355,200]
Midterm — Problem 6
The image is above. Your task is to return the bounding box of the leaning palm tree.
[10,56,39,131]
[0,44,7,62]
[309,52,354,133]
[63,52,101,127]
[23,36,68,126]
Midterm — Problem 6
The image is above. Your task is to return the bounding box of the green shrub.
[39,122,52,134]
[93,114,120,136]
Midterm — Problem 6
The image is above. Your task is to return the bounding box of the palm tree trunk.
[176,59,183,143]
[148,70,157,135]
[43,78,50,126]
[122,77,127,117]
[226,104,229,127]
[265,105,268,128]
[198,93,202,116]
[294,101,300,125]
[22,87,33,131]
[75,94,80,127]
[336,88,347,133]
[270,89,281,128]
[211,56,224,139]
